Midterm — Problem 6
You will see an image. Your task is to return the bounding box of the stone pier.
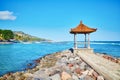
[75,49,120,80]
[73,48,94,54]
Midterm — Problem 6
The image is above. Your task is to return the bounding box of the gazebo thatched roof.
[70,21,97,34]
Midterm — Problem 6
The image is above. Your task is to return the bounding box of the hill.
[14,31,48,42]
[0,29,49,42]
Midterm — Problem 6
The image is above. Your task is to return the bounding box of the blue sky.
[0,0,120,41]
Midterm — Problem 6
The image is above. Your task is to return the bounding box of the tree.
[0,29,2,34]
[2,30,14,40]
[0,29,3,40]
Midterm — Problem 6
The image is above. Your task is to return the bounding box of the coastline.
[0,42,14,44]
[0,49,120,80]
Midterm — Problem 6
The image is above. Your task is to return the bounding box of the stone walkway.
[76,52,120,80]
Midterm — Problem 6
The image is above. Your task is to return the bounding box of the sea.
[0,41,120,76]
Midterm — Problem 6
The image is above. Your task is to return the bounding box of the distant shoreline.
[0,42,14,44]
[0,41,51,44]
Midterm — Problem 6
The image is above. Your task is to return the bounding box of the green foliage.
[2,30,14,40]
[0,29,48,42]
[0,29,14,40]
[0,29,2,34]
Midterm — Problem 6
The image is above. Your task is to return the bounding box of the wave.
[22,42,32,44]
[91,42,120,46]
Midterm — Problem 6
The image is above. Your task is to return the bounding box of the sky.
[0,0,120,41]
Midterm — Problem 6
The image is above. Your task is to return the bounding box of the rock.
[33,70,49,78]
[68,63,74,68]
[69,58,74,62]
[97,76,104,80]
[61,57,69,63]
[80,62,87,70]
[72,74,79,80]
[61,71,72,80]
[79,74,86,80]
[88,69,94,76]
[48,69,61,76]
[56,61,66,67]
[74,57,80,60]
[24,73,33,77]
[50,74,61,80]
[74,68,81,74]
[35,59,41,63]
[93,71,99,78]
[33,77,51,80]
[70,66,76,72]
[84,75,94,80]
[81,70,89,76]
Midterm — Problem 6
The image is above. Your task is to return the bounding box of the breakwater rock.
[0,50,104,80]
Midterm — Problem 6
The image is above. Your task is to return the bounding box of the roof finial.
[80,21,82,24]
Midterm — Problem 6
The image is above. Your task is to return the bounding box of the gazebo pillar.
[84,34,87,48]
[74,34,77,49]
[88,33,90,49]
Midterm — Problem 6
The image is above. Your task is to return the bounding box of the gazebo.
[70,21,97,49]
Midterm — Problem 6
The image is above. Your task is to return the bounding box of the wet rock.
[35,59,41,63]
[50,74,61,80]
[61,71,72,80]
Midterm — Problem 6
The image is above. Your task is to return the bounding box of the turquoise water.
[0,41,120,76]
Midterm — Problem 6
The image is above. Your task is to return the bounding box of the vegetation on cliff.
[0,29,48,42]
[13,31,47,42]
[0,29,14,41]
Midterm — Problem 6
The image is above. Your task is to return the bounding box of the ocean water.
[0,41,120,76]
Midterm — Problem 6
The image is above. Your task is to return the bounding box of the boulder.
[88,69,94,76]
[61,57,69,63]
[68,63,74,68]
[69,58,74,62]
[93,71,99,78]
[74,57,80,60]
[61,71,72,80]
[80,62,87,70]
[79,74,86,80]
[84,75,94,80]
[24,73,33,77]
[72,74,79,80]
[74,68,81,74]
[50,74,61,80]
[81,70,89,76]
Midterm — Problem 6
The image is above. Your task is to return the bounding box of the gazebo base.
[73,48,94,54]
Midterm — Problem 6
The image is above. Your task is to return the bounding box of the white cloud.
[0,11,16,20]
